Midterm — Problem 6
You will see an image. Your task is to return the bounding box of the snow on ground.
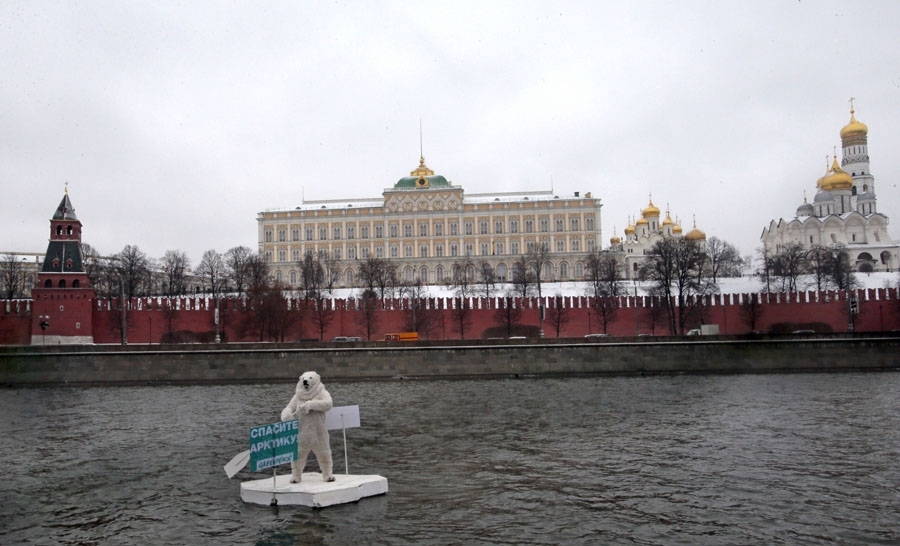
[325,272,900,300]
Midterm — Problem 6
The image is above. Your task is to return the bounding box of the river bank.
[2,335,900,387]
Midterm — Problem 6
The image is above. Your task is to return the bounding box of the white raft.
[240,472,388,507]
[226,405,387,507]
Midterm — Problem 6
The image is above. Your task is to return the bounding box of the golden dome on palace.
[642,200,660,217]
[624,223,635,235]
[672,224,683,234]
[636,216,649,226]
[662,212,674,226]
[685,227,706,241]
[610,235,621,244]
[840,108,868,140]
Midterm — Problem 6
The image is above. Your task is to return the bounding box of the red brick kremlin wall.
[6,288,899,345]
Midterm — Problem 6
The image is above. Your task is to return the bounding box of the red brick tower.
[30,188,95,345]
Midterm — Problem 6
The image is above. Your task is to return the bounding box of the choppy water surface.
[2,372,900,545]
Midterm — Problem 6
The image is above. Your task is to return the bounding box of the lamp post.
[39,314,50,345]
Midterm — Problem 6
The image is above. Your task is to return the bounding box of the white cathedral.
[760,101,899,272]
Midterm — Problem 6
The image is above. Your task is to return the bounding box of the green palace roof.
[393,157,452,189]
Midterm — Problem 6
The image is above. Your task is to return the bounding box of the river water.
[2,372,899,545]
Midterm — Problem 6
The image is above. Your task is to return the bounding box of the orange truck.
[383,332,419,342]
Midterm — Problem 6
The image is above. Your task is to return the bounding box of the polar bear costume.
[280,371,334,483]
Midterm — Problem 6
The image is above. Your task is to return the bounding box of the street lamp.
[39,315,50,345]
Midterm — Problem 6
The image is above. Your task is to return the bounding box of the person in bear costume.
[280,371,335,483]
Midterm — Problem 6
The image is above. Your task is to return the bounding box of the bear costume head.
[295,371,324,401]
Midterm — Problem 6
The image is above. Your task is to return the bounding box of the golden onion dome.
[623,217,635,235]
[636,216,649,226]
[684,216,706,241]
[672,224,683,235]
[610,235,621,245]
[642,199,660,218]
[662,211,674,226]
[840,107,868,140]
[821,156,853,191]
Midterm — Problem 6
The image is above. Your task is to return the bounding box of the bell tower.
[30,187,95,345]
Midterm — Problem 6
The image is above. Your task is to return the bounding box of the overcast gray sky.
[3,1,900,267]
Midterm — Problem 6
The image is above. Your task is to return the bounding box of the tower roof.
[840,105,868,140]
[52,191,79,221]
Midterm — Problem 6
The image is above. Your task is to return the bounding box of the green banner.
[248,420,298,472]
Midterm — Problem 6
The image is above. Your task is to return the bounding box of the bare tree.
[546,294,571,337]
[197,249,226,296]
[355,289,379,340]
[160,250,190,297]
[740,293,766,332]
[115,245,152,299]
[450,258,476,339]
[477,259,497,302]
[493,293,523,337]
[767,242,807,293]
[400,280,438,338]
[640,237,706,335]
[511,255,534,298]
[224,246,253,297]
[358,257,398,302]
[299,251,325,299]
[705,236,743,282]
[585,250,624,333]
[0,254,26,300]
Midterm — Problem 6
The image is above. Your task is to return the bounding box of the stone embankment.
[2,335,899,387]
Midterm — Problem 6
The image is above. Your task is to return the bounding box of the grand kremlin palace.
[257,156,603,288]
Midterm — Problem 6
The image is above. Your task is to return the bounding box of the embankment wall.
[2,337,899,387]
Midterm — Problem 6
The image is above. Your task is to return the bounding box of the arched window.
[559,262,569,279]
[419,266,428,282]
[58,279,66,288]
[497,263,508,281]
[345,269,354,285]
[72,279,80,288]
[436,265,445,282]
[45,279,52,288]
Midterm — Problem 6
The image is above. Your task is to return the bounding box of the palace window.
[571,218,580,231]
[306,228,313,241]
[292,229,299,241]
[480,221,488,235]
[375,225,383,238]
[292,250,299,261]
[265,230,273,242]
[361,247,369,259]
[319,228,327,240]
[333,226,341,240]
[450,222,458,236]
[333,249,341,260]
[435,223,443,236]
[451,244,459,257]
[278,229,286,242]
[540,219,548,232]
[391,245,399,258]
[556,240,565,252]
[465,222,473,235]
[348,247,357,259]
[573,240,581,252]
[586,217,594,231]
[510,220,519,233]
[347,226,355,239]
[278,250,285,262]
[555,219,564,232]
[376,247,384,258]
[404,224,412,237]
[436,244,444,257]
[361,225,369,239]
[405,245,413,257]
[525,220,534,233]
[511,242,519,254]
[496,242,504,255]
[465,244,473,256]
[390,224,398,238]
[481,243,489,256]
[420,245,428,257]
[420,223,428,237]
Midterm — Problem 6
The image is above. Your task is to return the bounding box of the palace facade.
[760,102,899,271]
[257,156,603,288]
